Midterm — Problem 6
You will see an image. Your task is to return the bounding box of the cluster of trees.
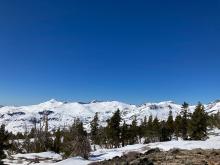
[0,115,91,164]
[21,117,91,159]
[0,125,10,165]
[0,102,219,163]
[89,102,214,149]
[208,111,220,129]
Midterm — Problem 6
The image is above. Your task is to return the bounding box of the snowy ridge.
[0,99,219,133]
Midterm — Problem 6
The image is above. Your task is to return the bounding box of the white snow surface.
[0,99,220,133]
[49,129,220,165]
[4,129,220,165]
[12,152,62,160]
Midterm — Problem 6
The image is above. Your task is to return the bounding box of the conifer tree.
[106,109,121,148]
[53,128,61,153]
[214,111,220,128]
[152,116,160,142]
[174,114,182,138]
[121,121,128,147]
[98,126,108,148]
[90,112,100,147]
[139,117,147,142]
[143,116,147,128]
[166,110,174,138]
[181,102,189,140]
[145,115,153,142]
[130,116,138,144]
[0,124,10,165]
[63,119,91,159]
[189,102,208,140]
[160,120,170,141]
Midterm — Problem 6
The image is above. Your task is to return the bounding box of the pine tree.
[174,114,182,138]
[166,110,174,138]
[106,109,121,148]
[72,121,91,159]
[63,118,91,159]
[143,116,147,128]
[98,126,108,148]
[0,124,10,165]
[147,115,153,129]
[152,116,160,142]
[189,102,208,140]
[53,128,61,153]
[181,102,189,140]
[139,117,147,143]
[130,116,138,144]
[121,121,128,147]
[160,120,170,141]
[90,112,99,147]
[145,115,153,142]
[214,111,220,128]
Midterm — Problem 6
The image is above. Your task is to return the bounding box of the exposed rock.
[144,148,160,155]
[91,149,220,165]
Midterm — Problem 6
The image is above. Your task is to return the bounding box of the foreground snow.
[12,152,62,160]
[5,129,220,165]
[52,157,92,165]
[3,152,62,165]
[52,130,220,165]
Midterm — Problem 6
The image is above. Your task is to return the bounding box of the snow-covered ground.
[0,99,219,133]
[3,152,62,165]
[5,129,220,165]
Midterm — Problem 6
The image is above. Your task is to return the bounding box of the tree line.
[0,102,219,163]
[90,102,217,149]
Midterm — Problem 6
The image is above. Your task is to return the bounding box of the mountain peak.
[47,99,59,103]
[158,101,175,104]
[214,99,220,103]
[38,99,63,107]
[90,100,103,103]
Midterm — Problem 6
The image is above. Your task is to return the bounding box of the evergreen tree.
[138,117,147,143]
[63,118,91,159]
[106,109,121,148]
[145,115,153,142]
[152,116,160,142]
[130,116,138,144]
[208,111,220,129]
[0,124,10,165]
[90,112,100,147]
[143,116,147,128]
[98,126,108,148]
[160,120,170,141]
[189,102,208,140]
[121,121,129,147]
[214,111,220,128]
[174,114,182,138]
[181,102,189,140]
[166,110,174,138]
[147,115,153,129]
[53,128,62,153]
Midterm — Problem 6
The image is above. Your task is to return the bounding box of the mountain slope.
[0,99,219,133]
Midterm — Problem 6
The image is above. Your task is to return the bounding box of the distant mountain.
[0,99,219,133]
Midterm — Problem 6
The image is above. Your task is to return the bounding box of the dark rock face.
[144,148,160,155]
[90,149,220,165]
[38,110,54,115]
[7,112,25,116]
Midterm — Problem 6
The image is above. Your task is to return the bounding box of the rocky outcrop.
[90,148,220,165]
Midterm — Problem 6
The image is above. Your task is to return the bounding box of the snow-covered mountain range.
[0,99,219,133]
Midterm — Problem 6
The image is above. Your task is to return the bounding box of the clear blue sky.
[0,0,219,105]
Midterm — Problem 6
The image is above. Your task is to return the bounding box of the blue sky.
[0,0,220,105]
